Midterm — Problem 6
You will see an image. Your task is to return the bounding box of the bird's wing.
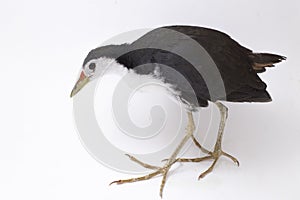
[120,26,271,104]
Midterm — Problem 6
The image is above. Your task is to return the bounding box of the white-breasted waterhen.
[71,25,286,197]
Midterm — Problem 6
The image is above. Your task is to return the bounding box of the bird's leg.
[110,111,195,197]
[191,134,211,154]
[175,102,239,179]
[161,135,211,162]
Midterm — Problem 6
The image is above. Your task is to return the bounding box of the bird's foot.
[110,154,176,198]
[111,111,195,197]
[176,146,239,179]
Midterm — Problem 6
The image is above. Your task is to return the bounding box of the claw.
[109,180,121,186]
[222,152,240,166]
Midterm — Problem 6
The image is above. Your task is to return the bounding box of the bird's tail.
[249,53,286,73]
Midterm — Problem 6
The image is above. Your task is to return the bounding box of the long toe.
[110,170,162,185]
[222,151,240,166]
[125,154,160,170]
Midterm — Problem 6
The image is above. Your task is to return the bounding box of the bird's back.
[115,26,285,107]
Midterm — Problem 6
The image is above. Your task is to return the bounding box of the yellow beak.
[70,71,90,98]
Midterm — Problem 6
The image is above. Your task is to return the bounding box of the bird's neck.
[93,57,130,79]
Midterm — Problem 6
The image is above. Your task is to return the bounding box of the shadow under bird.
[70,25,286,197]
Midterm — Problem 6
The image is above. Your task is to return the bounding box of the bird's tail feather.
[249,53,286,73]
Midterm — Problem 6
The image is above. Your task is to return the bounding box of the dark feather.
[84,25,285,107]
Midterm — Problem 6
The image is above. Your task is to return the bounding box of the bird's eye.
[88,63,96,70]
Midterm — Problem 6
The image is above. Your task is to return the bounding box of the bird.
[70,25,286,197]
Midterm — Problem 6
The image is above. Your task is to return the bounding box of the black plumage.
[83,25,285,107]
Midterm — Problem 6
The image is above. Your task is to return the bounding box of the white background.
[1,0,300,199]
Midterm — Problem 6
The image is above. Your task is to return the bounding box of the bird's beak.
[70,71,90,98]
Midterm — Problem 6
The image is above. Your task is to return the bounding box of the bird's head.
[70,57,114,97]
[70,44,130,98]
